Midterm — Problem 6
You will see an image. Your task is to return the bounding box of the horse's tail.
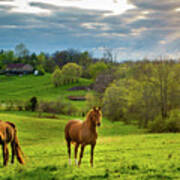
[14,129,25,164]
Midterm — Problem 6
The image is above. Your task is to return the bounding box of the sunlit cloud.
[0,0,135,16]
[30,0,135,16]
[159,40,166,45]
[0,0,50,14]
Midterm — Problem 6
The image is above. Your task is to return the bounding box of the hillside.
[0,74,92,108]
[0,112,179,180]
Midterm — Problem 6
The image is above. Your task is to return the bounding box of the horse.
[0,120,25,166]
[65,107,102,167]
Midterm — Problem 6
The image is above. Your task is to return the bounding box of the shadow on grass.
[2,164,110,180]
[2,165,59,180]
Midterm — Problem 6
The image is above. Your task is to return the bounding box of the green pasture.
[0,74,92,108]
[0,111,179,180]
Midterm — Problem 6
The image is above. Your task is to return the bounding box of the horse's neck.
[84,119,96,134]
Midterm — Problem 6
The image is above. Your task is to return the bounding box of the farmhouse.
[6,63,33,75]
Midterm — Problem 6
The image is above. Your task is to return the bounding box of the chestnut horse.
[0,120,25,166]
[65,107,102,167]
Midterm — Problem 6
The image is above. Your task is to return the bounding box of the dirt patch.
[68,96,86,101]
[68,84,93,91]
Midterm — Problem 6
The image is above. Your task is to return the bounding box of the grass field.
[0,74,92,108]
[0,111,179,180]
[0,75,179,180]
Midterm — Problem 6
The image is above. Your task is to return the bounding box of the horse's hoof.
[68,159,72,165]
[75,159,78,166]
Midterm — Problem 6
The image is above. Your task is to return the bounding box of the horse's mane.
[85,108,102,123]
[85,109,93,122]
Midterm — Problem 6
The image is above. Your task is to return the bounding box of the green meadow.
[0,74,92,108]
[0,112,179,180]
[0,75,179,180]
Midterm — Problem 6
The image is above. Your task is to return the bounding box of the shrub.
[148,110,180,132]
[15,100,25,111]
[38,101,56,114]
[38,100,79,116]
[24,97,38,111]
[36,65,45,75]
[165,110,180,132]
[5,100,15,111]
[148,116,165,133]
[24,101,31,111]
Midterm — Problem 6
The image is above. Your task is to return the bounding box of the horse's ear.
[98,107,101,111]
[93,106,96,111]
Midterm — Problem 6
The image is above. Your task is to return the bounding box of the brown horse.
[0,120,25,166]
[65,107,102,167]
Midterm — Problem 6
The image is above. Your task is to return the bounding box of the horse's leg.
[90,144,95,167]
[11,141,15,164]
[2,143,5,166]
[74,143,79,166]
[67,140,71,165]
[78,144,85,167]
[2,143,9,166]
[5,145,9,165]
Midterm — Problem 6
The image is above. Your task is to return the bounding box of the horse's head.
[89,107,102,127]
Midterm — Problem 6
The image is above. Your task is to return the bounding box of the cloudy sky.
[0,0,180,60]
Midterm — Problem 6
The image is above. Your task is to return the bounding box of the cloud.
[0,0,180,60]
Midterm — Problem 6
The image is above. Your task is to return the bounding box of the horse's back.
[6,121,16,129]
[0,121,7,131]
[0,121,15,130]
[65,120,82,143]
[0,121,15,143]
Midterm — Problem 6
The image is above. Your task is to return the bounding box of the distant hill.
[0,74,92,108]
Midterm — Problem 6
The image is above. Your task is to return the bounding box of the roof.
[6,63,33,72]
[7,63,25,69]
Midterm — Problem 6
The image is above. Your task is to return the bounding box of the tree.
[129,59,180,127]
[52,66,63,87]
[15,43,29,57]
[103,47,118,63]
[93,68,116,93]
[88,62,108,80]
[30,96,38,111]
[103,78,141,122]
[36,52,46,66]
[0,50,16,68]
[44,58,56,73]
[79,51,92,67]
[53,50,70,67]
[103,81,128,122]
[153,60,180,119]
[62,63,82,84]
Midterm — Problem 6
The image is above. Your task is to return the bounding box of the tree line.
[87,59,180,132]
[0,43,104,76]
[1,43,180,132]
